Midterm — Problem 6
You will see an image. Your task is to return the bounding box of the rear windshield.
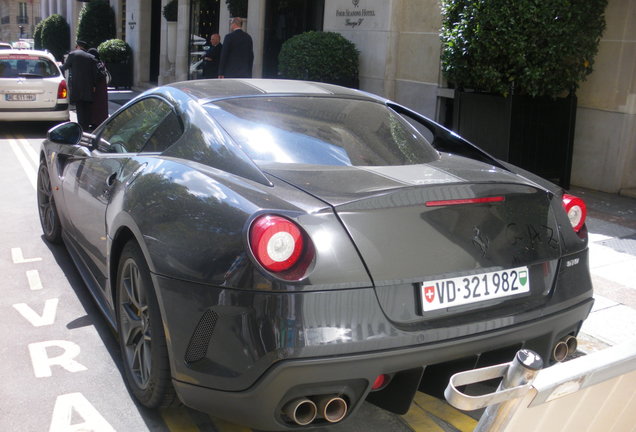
[206,96,439,167]
[0,54,59,78]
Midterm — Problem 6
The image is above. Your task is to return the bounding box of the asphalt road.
[0,122,477,432]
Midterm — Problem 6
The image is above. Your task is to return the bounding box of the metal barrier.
[444,340,636,432]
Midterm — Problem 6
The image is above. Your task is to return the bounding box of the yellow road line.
[413,392,477,432]
[209,417,252,432]
[161,407,201,432]
[402,401,445,431]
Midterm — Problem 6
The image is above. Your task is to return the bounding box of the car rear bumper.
[152,271,593,430]
[171,297,592,430]
[0,104,69,121]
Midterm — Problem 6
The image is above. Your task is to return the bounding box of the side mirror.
[47,122,82,145]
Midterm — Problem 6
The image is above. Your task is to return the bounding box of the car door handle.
[106,172,117,187]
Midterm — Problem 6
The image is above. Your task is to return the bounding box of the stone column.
[246,0,265,78]
[175,0,190,82]
[219,2,230,39]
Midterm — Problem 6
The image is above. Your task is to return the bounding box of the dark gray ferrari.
[37,79,593,430]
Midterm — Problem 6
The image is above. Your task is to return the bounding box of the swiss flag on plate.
[424,285,435,303]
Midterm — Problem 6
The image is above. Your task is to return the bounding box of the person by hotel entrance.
[202,34,222,79]
[60,40,99,130]
[218,17,254,79]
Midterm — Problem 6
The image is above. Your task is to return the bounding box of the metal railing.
[445,340,636,432]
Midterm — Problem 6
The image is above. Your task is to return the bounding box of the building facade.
[0,0,41,43]
[40,0,635,195]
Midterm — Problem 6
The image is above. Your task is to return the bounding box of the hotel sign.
[328,0,388,31]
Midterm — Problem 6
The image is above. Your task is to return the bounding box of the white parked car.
[0,49,69,122]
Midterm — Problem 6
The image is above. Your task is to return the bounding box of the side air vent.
[184,310,218,363]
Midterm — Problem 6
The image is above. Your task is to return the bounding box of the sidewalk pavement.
[571,187,636,353]
[93,89,636,354]
[107,88,143,114]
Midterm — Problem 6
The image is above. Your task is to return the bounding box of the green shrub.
[33,20,44,50]
[278,31,359,88]
[163,0,178,21]
[440,0,608,97]
[98,39,132,64]
[77,0,116,49]
[40,14,70,61]
[225,0,247,17]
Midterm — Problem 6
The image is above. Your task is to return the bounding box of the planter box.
[105,62,133,89]
[452,91,577,188]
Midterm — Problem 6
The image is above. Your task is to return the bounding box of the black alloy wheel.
[37,161,62,243]
[116,241,177,408]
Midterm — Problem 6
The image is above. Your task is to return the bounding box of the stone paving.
[571,187,636,352]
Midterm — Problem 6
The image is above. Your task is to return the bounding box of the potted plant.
[278,31,359,88]
[98,39,133,89]
[440,0,607,187]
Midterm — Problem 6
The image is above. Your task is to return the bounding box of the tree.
[440,0,608,97]
[77,0,116,49]
[33,20,44,50]
[225,0,247,18]
[41,15,70,61]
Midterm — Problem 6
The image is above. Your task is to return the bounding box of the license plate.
[421,266,530,311]
[5,94,36,101]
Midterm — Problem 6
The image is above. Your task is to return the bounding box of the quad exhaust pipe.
[552,335,578,362]
[283,397,317,426]
[283,395,348,425]
[316,395,348,423]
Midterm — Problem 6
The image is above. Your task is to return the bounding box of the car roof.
[0,49,56,60]
[167,79,381,104]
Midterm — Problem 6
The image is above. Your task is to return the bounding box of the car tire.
[116,241,179,408]
[37,161,62,243]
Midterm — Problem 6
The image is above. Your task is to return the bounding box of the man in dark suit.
[60,40,99,130]
[202,33,222,79]
[218,18,254,78]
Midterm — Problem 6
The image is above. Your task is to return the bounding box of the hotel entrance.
[262,0,325,78]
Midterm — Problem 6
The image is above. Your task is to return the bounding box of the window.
[97,97,182,154]
[207,97,439,167]
[142,110,183,153]
[18,3,28,24]
[0,54,59,78]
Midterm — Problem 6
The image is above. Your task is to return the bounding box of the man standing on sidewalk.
[202,33,222,79]
[60,40,99,130]
[218,18,254,78]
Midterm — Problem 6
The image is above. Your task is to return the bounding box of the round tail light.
[249,215,305,272]
[562,194,587,232]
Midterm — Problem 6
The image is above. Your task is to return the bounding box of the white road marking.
[8,137,37,190]
[28,340,88,378]
[11,247,42,263]
[49,393,116,432]
[13,298,59,327]
[27,269,44,290]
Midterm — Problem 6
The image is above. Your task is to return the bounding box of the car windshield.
[206,96,439,167]
[0,54,59,78]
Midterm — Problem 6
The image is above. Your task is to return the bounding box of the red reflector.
[425,196,505,207]
[372,374,388,390]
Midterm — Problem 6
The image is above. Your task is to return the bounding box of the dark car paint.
[40,79,593,430]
